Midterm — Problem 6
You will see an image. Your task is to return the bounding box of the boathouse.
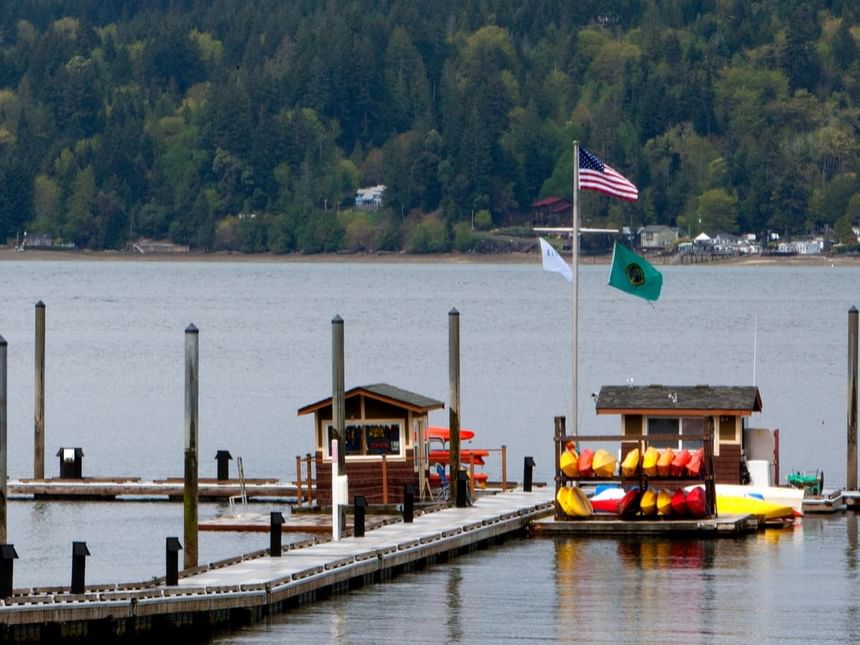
[594,385,763,484]
[298,383,444,505]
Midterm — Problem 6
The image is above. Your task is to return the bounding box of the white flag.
[539,237,573,283]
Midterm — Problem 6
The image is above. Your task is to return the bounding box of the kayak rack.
[553,416,718,522]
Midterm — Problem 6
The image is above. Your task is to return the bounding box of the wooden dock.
[0,490,554,642]
[530,514,764,536]
[9,478,301,502]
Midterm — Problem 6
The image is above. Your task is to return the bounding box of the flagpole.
[572,140,579,436]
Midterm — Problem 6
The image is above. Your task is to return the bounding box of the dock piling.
[332,316,347,538]
[71,542,90,594]
[524,456,535,492]
[184,324,199,569]
[448,308,461,504]
[848,306,858,491]
[34,301,45,480]
[270,512,285,556]
[0,335,7,542]
[456,470,468,507]
[165,538,182,586]
[0,545,17,597]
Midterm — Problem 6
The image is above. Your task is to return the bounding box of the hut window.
[325,421,403,458]
[647,417,704,449]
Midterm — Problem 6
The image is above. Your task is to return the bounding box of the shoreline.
[1,247,857,267]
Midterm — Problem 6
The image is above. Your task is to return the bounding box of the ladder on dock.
[228,457,248,516]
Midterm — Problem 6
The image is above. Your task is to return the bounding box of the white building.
[355,185,386,210]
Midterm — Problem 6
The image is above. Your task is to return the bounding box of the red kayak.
[670,449,691,477]
[577,448,595,477]
[429,449,488,466]
[618,488,642,518]
[426,426,476,442]
[686,486,707,518]
[686,448,705,476]
[670,488,688,516]
[429,470,488,485]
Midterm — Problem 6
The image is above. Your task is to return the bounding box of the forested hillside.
[0,1,859,253]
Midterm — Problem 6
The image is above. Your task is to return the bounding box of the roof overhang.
[298,383,444,417]
[595,385,762,416]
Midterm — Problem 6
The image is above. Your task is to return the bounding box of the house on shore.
[640,225,678,251]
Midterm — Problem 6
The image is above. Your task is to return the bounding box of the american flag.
[578,146,638,202]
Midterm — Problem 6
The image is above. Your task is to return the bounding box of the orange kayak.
[670,449,691,477]
[642,447,659,476]
[577,448,595,477]
[592,449,617,477]
[686,448,705,476]
[656,448,675,477]
[621,448,640,477]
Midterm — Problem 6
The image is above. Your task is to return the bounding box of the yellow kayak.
[643,446,659,476]
[656,448,675,477]
[592,449,617,477]
[640,488,657,517]
[560,448,578,478]
[716,495,794,520]
[556,486,593,517]
[621,448,640,477]
[656,489,672,515]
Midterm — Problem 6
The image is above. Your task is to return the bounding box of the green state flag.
[608,242,662,301]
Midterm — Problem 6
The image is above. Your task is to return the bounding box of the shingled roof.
[595,385,762,416]
[297,383,445,416]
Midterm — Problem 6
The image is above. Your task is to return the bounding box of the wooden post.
[554,416,565,520]
[448,308,461,505]
[849,306,858,491]
[183,324,199,569]
[0,336,7,543]
[34,301,45,480]
[382,454,388,504]
[501,445,507,492]
[295,455,304,504]
[305,453,313,503]
[469,461,475,497]
[332,316,346,473]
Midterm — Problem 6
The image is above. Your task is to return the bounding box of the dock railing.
[294,453,316,506]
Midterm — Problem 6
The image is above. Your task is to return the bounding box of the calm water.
[1,258,859,641]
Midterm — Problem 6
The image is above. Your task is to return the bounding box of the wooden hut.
[298,383,444,505]
[594,385,763,484]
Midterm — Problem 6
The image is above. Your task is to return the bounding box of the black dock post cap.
[215,450,233,480]
[270,512,285,557]
[523,456,536,492]
[403,485,415,523]
[354,495,367,537]
[456,470,469,507]
[165,537,182,586]
[71,541,90,594]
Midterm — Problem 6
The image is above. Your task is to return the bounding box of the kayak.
[715,494,795,520]
[642,446,659,476]
[578,448,595,477]
[429,449,488,466]
[618,488,641,518]
[686,448,705,476]
[715,484,804,516]
[621,448,640,477]
[670,449,691,477]
[560,447,578,478]
[656,489,672,515]
[590,486,625,513]
[429,470,488,485]
[686,486,707,517]
[592,449,617,477]
[427,426,476,442]
[640,488,657,517]
[557,486,593,517]
[657,448,675,477]
[670,488,688,516]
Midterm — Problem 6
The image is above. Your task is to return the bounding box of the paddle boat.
[577,448,595,477]
[640,488,657,517]
[592,448,617,477]
[590,486,626,513]
[656,489,672,516]
[621,448,640,477]
[669,488,687,516]
[642,446,659,476]
[656,448,675,477]
[557,486,593,517]
[670,449,691,477]
[560,441,579,478]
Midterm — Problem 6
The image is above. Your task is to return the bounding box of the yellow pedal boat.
[592,449,617,477]
[556,486,593,518]
[621,448,640,477]
[642,447,659,477]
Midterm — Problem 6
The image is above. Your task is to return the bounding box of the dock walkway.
[0,490,554,642]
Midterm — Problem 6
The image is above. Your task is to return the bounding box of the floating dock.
[9,478,300,502]
[530,514,765,536]
[0,490,554,642]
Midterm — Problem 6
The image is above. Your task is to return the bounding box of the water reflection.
[445,565,464,643]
